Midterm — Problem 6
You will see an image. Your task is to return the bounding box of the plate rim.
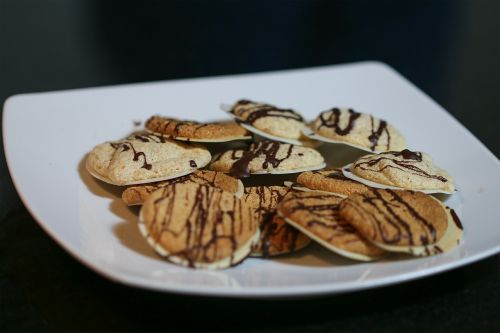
[4,61,500,298]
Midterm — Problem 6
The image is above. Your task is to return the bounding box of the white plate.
[4,62,500,298]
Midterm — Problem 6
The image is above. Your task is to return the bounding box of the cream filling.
[341,164,455,195]
[278,213,384,262]
[138,213,260,269]
[234,180,245,198]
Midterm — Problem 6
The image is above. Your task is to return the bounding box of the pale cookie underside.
[86,157,198,186]
[342,164,455,195]
[138,220,260,269]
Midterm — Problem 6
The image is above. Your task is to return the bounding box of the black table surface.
[1,1,499,332]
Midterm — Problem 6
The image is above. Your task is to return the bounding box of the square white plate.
[4,62,500,298]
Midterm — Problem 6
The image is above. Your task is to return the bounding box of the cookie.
[339,188,461,255]
[86,133,211,186]
[343,149,455,194]
[224,99,308,145]
[303,108,406,152]
[145,116,251,142]
[139,183,260,269]
[292,168,371,197]
[242,186,311,257]
[122,170,244,206]
[277,191,385,261]
[209,140,326,178]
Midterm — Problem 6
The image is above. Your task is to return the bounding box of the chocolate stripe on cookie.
[309,108,405,152]
[142,184,258,268]
[339,189,447,247]
[110,133,167,170]
[230,141,294,178]
[353,150,448,183]
[230,99,304,124]
[244,186,310,257]
[278,191,385,260]
[122,170,242,206]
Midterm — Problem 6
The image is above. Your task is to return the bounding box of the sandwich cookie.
[342,149,455,194]
[242,186,311,257]
[209,140,326,178]
[277,191,386,261]
[122,170,244,206]
[303,107,406,152]
[145,116,251,142]
[284,168,371,197]
[86,133,211,186]
[223,99,310,145]
[339,188,462,256]
[139,183,260,269]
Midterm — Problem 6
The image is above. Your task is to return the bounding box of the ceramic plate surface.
[4,62,500,298]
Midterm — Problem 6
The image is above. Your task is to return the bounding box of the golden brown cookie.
[294,168,371,197]
[122,170,244,206]
[145,116,251,142]
[339,188,460,255]
[139,183,260,269]
[86,133,211,186]
[345,149,455,194]
[304,108,406,152]
[225,99,307,143]
[209,140,326,178]
[277,191,385,261]
[242,186,311,257]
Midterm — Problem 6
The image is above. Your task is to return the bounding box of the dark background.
[1,0,499,332]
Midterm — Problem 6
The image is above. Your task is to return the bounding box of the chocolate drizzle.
[245,186,304,257]
[229,141,295,178]
[316,108,392,151]
[354,150,448,183]
[148,184,253,268]
[146,116,233,139]
[230,100,304,125]
[281,192,359,239]
[449,208,463,230]
[128,171,236,201]
[318,108,361,136]
[343,189,439,246]
[108,134,167,170]
[368,116,390,151]
[395,149,422,161]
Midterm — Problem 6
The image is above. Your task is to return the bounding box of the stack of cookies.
[86,99,462,269]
